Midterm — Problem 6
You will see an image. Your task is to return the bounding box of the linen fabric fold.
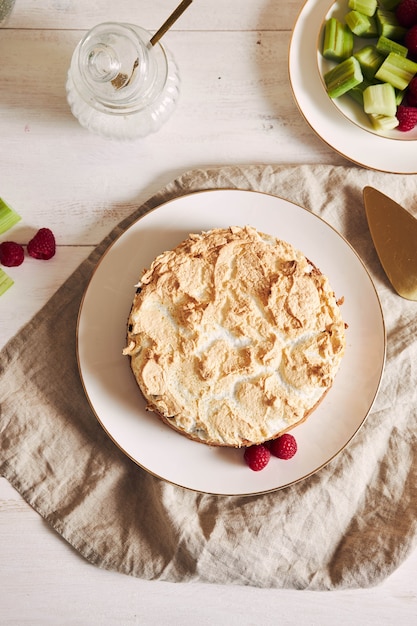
[1,164,417,589]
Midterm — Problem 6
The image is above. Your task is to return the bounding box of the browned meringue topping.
[123,226,346,447]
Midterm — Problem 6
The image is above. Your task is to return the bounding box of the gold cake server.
[363,186,417,301]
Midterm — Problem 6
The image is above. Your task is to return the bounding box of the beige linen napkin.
[1,163,417,590]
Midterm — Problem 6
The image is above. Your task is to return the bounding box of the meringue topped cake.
[123,226,346,447]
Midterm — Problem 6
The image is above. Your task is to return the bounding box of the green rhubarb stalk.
[376,35,407,57]
[346,10,372,36]
[354,45,384,79]
[324,56,363,98]
[348,0,377,16]
[378,0,401,9]
[347,77,374,105]
[361,16,379,38]
[396,88,405,105]
[0,268,14,295]
[363,82,397,116]
[375,52,417,90]
[323,18,354,61]
[368,113,399,131]
[0,198,21,235]
[376,8,406,41]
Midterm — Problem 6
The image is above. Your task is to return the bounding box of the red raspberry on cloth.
[27,227,56,260]
[405,24,417,58]
[0,241,24,267]
[396,104,417,131]
[396,0,417,27]
[243,444,271,471]
[269,433,298,460]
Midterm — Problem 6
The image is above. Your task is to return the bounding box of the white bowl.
[317,0,417,141]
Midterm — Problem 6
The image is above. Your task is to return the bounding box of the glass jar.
[66,22,180,140]
[0,0,15,25]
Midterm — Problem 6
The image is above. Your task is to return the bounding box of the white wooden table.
[1,1,416,623]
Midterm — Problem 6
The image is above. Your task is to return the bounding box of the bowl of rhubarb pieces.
[318,0,417,139]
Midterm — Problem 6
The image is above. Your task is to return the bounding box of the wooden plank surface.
[1,1,416,624]
[3,0,302,31]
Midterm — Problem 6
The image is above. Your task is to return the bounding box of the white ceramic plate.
[77,190,386,496]
[289,0,417,172]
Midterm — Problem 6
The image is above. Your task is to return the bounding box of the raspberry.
[269,434,298,460]
[405,77,417,106]
[396,0,417,27]
[405,24,417,58]
[243,444,271,471]
[396,104,417,131]
[0,241,24,267]
[408,76,417,99]
[27,227,56,260]
[405,90,417,107]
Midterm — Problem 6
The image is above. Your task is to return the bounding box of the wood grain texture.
[0,1,416,623]
[3,0,302,31]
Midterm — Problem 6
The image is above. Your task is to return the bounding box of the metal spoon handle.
[149,0,193,47]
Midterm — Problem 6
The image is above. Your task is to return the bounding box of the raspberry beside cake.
[123,226,346,447]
